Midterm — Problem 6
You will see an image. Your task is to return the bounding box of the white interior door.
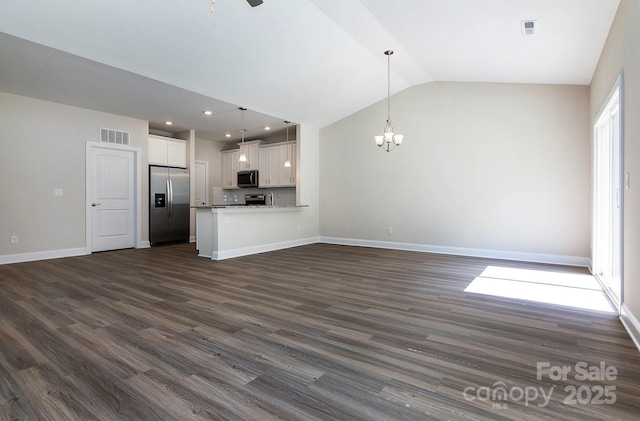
[593,76,622,309]
[194,160,208,206]
[90,146,135,252]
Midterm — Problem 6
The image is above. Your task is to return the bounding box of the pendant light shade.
[284,120,292,168]
[375,50,403,152]
[238,107,247,162]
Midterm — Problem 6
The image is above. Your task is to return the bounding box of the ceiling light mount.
[374,50,403,152]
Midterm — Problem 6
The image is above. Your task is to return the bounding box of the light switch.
[53,188,63,197]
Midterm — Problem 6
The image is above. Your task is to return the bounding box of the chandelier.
[374,50,403,152]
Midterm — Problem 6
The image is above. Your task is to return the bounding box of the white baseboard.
[138,241,151,249]
[0,247,89,265]
[620,304,640,352]
[212,237,319,261]
[0,236,590,267]
[189,236,196,243]
[318,237,590,267]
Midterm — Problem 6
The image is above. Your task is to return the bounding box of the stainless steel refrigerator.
[149,165,190,246]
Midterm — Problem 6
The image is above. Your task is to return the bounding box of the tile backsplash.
[213,187,296,205]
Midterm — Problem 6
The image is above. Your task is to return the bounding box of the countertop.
[192,204,308,209]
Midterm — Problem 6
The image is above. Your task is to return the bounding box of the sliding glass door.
[593,75,622,310]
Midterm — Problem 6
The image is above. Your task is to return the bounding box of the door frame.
[592,73,624,312]
[194,160,209,206]
[85,142,143,252]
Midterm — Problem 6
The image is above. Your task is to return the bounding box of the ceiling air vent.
[100,128,130,145]
[521,20,537,35]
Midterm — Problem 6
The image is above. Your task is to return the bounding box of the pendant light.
[374,50,403,152]
[238,107,248,162]
[284,120,292,168]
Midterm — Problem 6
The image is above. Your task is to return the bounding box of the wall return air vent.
[521,20,537,35]
[100,128,130,145]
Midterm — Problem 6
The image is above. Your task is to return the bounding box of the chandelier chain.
[387,51,391,123]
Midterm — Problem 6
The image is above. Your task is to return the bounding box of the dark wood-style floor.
[1,243,639,420]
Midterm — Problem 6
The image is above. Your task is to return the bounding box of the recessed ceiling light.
[165,121,173,126]
[203,110,213,116]
[264,126,271,130]
[225,133,231,137]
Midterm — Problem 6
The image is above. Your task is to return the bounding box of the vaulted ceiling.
[0,0,620,141]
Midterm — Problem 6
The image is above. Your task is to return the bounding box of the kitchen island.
[193,205,310,260]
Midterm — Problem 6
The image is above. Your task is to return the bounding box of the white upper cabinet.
[222,149,240,189]
[238,141,260,171]
[279,143,296,187]
[148,137,168,165]
[259,146,282,188]
[148,135,187,168]
[258,141,296,188]
[167,140,187,167]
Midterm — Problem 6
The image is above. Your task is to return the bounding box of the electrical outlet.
[387,227,393,235]
[11,235,18,244]
[54,188,63,197]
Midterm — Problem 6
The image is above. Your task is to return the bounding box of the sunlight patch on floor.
[464,266,615,313]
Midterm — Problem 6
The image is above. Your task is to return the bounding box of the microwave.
[237,170,259,188]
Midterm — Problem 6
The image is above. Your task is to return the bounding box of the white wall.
[319,82,591,264]
[297,124,320,238]
[195,137,225,189]
[0,92,149,257]
[590,0,640,338]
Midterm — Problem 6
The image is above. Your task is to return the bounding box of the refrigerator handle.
[167,179,173,218]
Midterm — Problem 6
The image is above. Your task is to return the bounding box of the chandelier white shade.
[375,50,403,152]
